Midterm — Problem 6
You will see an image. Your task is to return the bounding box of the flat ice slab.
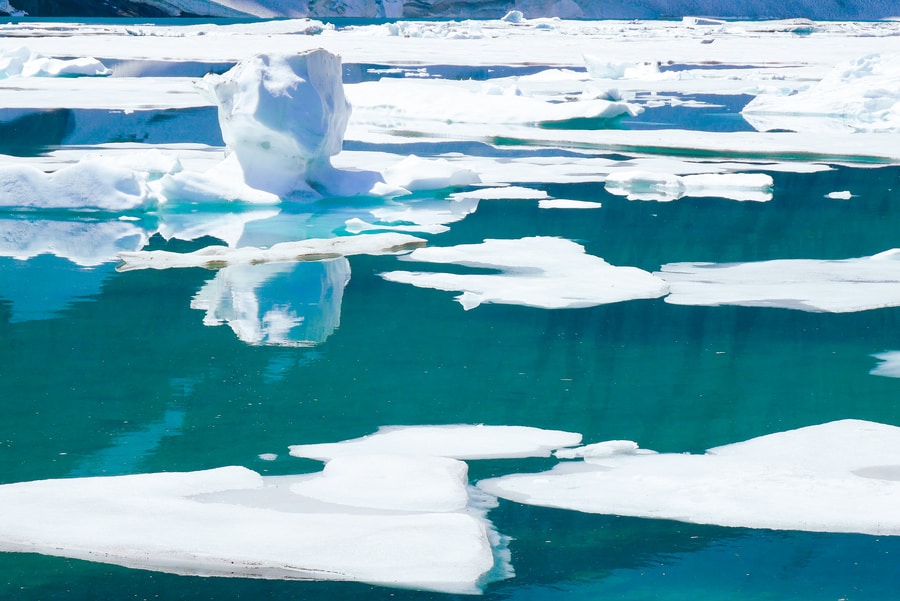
[381,236,668,310]
[657,249,900,312]
[289,424,582,461]
[0,456,508,594]
[479,420,900,535]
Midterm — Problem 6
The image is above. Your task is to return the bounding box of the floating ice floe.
[380,154,480,192]
[289,424,582,461]
[826,190,853,200]
[479,419,900,535]
[381,236,669,310]
[0,46,110,78]
[346,78,642,128]
[742,53,900,133]
[191,258,350,347]
[0,455,510,594]
[605,170,774,202]
[657,249,900,312]
[583,56,673,81]
[117,232,425,271]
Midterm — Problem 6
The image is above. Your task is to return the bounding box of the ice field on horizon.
[2,11,900,600]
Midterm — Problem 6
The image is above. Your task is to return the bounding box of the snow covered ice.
[479,420,900,535]
[381,237,669,310]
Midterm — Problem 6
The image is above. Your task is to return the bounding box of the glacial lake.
[1,15,900,601]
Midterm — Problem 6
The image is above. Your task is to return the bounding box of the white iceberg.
[117,232,425,271]
[381,236,668,310]
[742,53,900,133]
[479,420,900,535]
[289,424,582,461]
[605,170,774,202]
[380,154,481,192]
[191,258,350,347]
[657,249,900,312]
[0,46,110,78]
[0,456,509,594]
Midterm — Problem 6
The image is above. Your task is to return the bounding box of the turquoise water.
[2,50,900,599]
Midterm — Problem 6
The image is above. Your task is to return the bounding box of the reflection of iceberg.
[479,420,900,535]
[381,236,668,310]
[70,407,185,477]
[0,217,151,266]
[191,258,350,347]
[0,455,509,594]
[657,249,900,312]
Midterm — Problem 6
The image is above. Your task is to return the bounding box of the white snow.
[0,47,110,78]
[380,237,669,310]
[0,460,508,594]
[117,232,425,271]
[289,424,582,461]
[657,249,900,312]
[479,420,900,535]
[743,53,900,133]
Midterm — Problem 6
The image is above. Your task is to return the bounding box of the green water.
[2,161,900,598]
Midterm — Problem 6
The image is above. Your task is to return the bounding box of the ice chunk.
[381,155,480,192]
[381,236,668,310]
[538,199,602,209]
[743,53,900,133]
[0,461,507,594]
[554,440,640,460]
[583,56,671,81]
[605,170,773,202]
[479,420,900,535]
[826,190,853,200]
[658,249,900,312]
[191,258,350,347]
[0,46,110,78]
[191,49,368,199]
[289,424,582,461]
[117,232,425,271]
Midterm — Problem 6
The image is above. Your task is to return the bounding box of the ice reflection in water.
[191,258,351,347]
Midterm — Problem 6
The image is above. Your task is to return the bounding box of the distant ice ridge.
[0,47,110,78]
[87,0,900,20]
[479,419,900,536]
[743,53,900,133]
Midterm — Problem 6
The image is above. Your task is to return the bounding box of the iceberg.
[289,424,582,461]
[479,420,900,535]
[657,249,900,312]
[380,236,669,310]
[0,456,509,594]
